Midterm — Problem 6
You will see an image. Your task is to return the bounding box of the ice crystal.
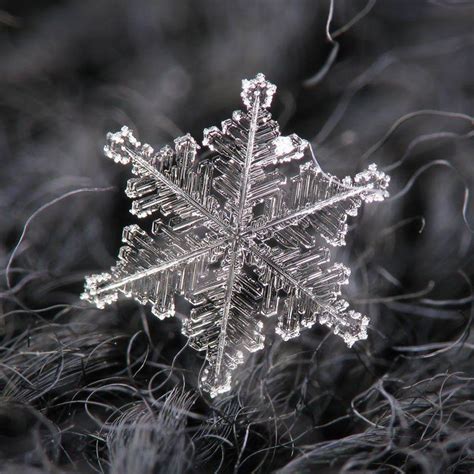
[82,74,390,397]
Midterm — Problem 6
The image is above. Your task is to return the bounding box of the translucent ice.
[82,74,389,397]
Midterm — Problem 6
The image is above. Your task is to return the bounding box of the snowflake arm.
[82,225,227,318]
[105,126,225,232]
[249,243,368,347]
[253,162,390,246]
[203,74,308,229]
[183,247,264,397]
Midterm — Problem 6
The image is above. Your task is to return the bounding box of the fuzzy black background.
[1,1,474,473]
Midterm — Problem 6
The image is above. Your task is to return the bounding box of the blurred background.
[0,1,473,472]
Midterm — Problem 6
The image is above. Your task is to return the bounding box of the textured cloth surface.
[0,1,473,472]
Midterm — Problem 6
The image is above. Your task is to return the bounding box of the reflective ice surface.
[82,74,389,397]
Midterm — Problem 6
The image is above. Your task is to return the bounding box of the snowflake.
[82,74,389,397]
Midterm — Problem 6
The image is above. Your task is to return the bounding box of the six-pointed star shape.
[82,74,389,397]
